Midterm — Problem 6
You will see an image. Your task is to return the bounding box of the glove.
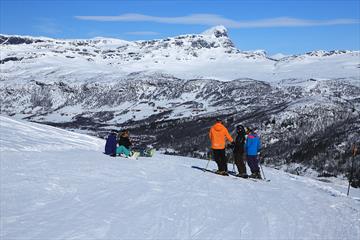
[228,142,235,149]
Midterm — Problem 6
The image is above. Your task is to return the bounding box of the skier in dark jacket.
[104,131,117,156]
[233,125,248,178]
[116,130,133,157]
[245,127,262,179]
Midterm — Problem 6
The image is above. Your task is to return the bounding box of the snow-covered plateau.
[0,26,359,186]
[1,26,359,82]
[1,116,360,239]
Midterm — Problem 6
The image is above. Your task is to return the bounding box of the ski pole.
[260,163,266,180]
[259,154,266,180]
[205,149,211,171]
[233,160,235,173]
[205,158,211,170]
[230,144,236,173]
[230,149,235,173]
[347,144,357,196]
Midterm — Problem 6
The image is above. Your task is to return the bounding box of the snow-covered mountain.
[1,116,359,239]
[1,27,359,186]
[1,26,359,81]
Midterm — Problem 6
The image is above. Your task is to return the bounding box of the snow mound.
[1,116,359,239]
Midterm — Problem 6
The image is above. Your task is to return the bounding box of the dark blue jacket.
[104,133,117,155]
[245,133,261,156]
[233,132,246,153]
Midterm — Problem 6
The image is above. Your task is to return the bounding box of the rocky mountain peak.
[202,25,228,38]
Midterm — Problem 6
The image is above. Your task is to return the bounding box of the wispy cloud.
[75,13,359,28]
[124,31,159,36]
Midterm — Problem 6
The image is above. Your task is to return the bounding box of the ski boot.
[236,173,248,178]
[249,172,262,179]
[255,172,262,179]
[215,170,228,176]
[220,171,229,176]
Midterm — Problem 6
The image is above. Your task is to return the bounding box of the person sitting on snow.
[245,127,262,179]
[116,130,133,157]
[104,130,117,156]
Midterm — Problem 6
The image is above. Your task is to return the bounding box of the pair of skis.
[228,171,271,182]
[191,166,270,182]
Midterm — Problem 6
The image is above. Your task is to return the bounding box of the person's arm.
[245,137,249,152]
[257,137,262,153]
[225,128,234,143]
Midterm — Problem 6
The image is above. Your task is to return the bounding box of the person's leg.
[116,145,131,157]
[219,149,227,172]
[239,152,247,175]
[247,155,260,177]
[213,149,221,171]
[247,155,257,173]
[234,151,247,175]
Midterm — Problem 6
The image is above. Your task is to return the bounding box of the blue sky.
[1,0,359,54]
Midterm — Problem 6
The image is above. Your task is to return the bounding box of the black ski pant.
[212,149,227,172]
[233,151,247,175]
[247,155,260,174]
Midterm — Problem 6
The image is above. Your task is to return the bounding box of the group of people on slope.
[104,129,135,158]
[104,118,262,178]
[209,118,262,179]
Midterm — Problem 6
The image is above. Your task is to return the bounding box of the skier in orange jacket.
[209,118,234,175]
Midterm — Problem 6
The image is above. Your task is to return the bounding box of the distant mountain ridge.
[1,26,359,82]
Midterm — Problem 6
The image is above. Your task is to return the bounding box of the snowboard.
[141,148,156,157]
[129,151,141,160]
[132,148,156,157]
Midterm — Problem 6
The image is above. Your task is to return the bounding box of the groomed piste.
[1,116,359,239]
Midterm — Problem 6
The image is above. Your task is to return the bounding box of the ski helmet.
[236,125,245,133]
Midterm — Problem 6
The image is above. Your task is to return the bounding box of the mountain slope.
[1,116,359,239]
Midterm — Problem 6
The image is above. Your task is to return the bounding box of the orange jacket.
[209,122,233,149]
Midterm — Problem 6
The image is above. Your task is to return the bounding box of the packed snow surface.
[1,116,360,239]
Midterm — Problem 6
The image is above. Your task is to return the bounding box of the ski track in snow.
[1,116,360,240]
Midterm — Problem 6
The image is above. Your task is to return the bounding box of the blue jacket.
[104,133,117,155]
[245,133,261,156]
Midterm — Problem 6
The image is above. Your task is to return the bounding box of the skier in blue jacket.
[245,127,262,179]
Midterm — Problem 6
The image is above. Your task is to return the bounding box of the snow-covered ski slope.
[1,116,359,240]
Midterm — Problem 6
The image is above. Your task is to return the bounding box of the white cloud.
[75,13,359,28]
[124,31,159,35]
